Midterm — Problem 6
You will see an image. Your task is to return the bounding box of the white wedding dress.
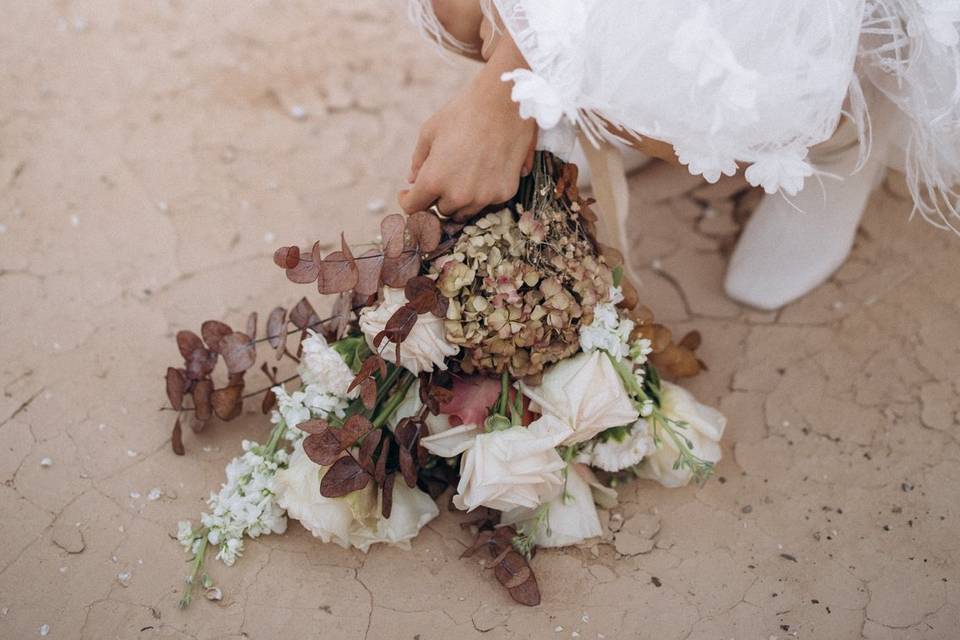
[411,0,960,232]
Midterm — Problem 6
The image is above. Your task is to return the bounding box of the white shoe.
[724,126,889,310]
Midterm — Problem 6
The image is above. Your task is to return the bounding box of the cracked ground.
[1,2,958,639]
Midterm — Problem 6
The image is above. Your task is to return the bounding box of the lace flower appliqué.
[745,153,814,196]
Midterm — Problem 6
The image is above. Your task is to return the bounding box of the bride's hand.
[398,34,537,222]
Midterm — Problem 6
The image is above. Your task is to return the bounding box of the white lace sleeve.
[493,0,960,229]
[407,0,479,56]
[493,0,865,196]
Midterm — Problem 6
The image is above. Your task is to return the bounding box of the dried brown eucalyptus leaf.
[380,213,406,259]
[211,385,243,421]
[381,243,421,288]
[404,276,439,315]
[637,324,672,353]
[358,429,382,473]
[494,552,540,605]
[289,298,319,331]
[171,416,185,456]
[381,472,396,519]
[678,330,701,351]
[406,210,441,253]
[220,332,256,374]
[273,246,300,269]
[350,355,386,393]
[286,255,320,284]
[266,307,286,348]
[176,331,204,359]
[360,378,376,409]
[185,348,217,381]
[355,248,384,296]
[318,250,359,293]
[375,437,390,484]
[398,446,417,488]
[192,379,213,422]
[508,575,541,606]
[297,419,330,435]
[329,292,354,341]
[200,321,232,353]
[261,389,277,414]
[319,456,371,498]
[619,276,639,310]
[383,304,418,344]
[340,415,373,448]
[650,344,703,379]
[246,312,257,341]
[166,367,186,411]
[303,430,344,467]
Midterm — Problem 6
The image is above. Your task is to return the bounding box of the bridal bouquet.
[164,152,725,607]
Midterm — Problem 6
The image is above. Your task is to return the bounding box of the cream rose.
[449,415,570,512]
[636,382,726,488]
[501,463,604,548]
[275,441,439,551]
[359,287,459,374]
[521,351,639,445]
[298,330,357,397]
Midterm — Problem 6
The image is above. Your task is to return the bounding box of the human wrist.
[472,32,529,109]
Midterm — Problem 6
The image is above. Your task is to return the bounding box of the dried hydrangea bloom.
[433,205,613,378]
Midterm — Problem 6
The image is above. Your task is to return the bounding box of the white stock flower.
[587,420,655,472]
[199,439,288,567]
[176,521,194,548]
[522,351,639,445]
[451,416,569,512]
[298,330,357,397]
[271,383,349,436]
[502,463,603,548]
[637,382,726,488]
[359,287,459,374]
[275,441,438,551]
[578,288,635,360]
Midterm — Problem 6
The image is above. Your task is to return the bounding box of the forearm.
[431,0,484,50]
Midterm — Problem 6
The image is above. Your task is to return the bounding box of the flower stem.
[178,534,209,609]
[371,371,415,428]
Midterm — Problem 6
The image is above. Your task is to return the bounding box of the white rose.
[275,443,361,547]
[298,330,357,397]
[521,351,639,445]
[586,419,655,472]
[275,442,439,551]
[359,287,460,374]
[636,382,725,488]
[450,415,570,512]
[348,481,440,552]
[502,463,603,548]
